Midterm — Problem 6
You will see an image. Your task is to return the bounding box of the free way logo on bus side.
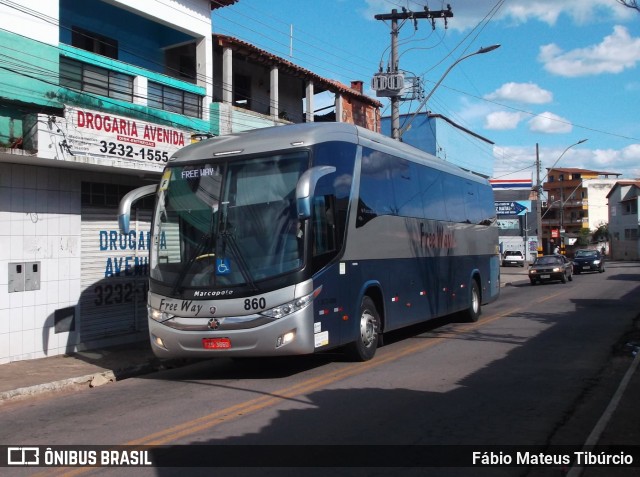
[158,298,207,315]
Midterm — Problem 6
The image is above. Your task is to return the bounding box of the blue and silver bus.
[119,122,500,361]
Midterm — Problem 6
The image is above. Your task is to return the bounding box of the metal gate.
[80,206,151,341]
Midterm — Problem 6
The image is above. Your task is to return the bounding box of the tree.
[592,223,610,243]
[616,0,640,12]
[577,228,591,246]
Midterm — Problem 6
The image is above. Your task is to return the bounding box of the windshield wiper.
[220,229,258,292]
[171,233,212,295]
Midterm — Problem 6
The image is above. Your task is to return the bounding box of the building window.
[233,74,251,109]
[148,82,202,117]
[60,57,133,102]
[82,182,154,209]
[622,201,638,215]
[164,43,197,83]
[624,228,638,240]
[71,27,118,60]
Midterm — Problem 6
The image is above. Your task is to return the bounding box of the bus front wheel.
[346,296,380,362]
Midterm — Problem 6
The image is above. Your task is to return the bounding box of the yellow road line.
[39,298,560,477]
[128,307,519,446]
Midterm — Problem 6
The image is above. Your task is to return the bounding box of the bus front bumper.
[148,307,317,359]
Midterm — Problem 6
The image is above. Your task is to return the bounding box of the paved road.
[2,262,639,477]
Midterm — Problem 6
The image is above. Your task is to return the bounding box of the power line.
[438,83,640,143]
[210,0,375,75]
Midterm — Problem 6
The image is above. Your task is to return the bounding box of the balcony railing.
[58,45,205,120]
[545,199,586,209]
[60,57,134,102]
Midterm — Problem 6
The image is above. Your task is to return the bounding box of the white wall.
[107,0,214,111]
[585,179,616,231]
[0,163,82,363]
[0,0,59,44]
[107,0,211,36]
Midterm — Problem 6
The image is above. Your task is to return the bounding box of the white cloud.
[593,145,640,177]
[452,97,495,124]
[496,0,632,26]
[528,112,573,133]
[539,26,640,77]
[492,145,536,176]
[492,144,640,180]
[484,82,553,104]
[485,111,525,130]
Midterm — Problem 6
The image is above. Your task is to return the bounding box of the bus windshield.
[151,151,309,291]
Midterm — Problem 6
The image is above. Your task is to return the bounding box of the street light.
[539,138,588,185]
[398,44,501,139]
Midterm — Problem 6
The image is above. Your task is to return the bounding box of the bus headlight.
[148,306,173,323]
[261,286,322,320]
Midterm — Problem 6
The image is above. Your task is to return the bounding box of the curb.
[502,279,529,287]
[0,363,162,403]
[0,371,116,402]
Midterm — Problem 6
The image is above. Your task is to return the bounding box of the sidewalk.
[500,263,530,287]
[0,340,167,401]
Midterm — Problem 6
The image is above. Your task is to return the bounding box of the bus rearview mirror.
[118,184,157,234]
[295,166,336,219]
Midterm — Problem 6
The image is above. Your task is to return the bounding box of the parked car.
[502,250,525,267]
[528,254,573,285]
[573,249,605,274]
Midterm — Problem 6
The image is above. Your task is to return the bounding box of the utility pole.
[535,143,542,256]
[374,6,454,140]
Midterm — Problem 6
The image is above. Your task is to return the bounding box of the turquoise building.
[0,0,381,364]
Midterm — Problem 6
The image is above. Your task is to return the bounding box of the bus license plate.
[203,338,231,349]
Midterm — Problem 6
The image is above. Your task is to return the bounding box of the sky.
[212,0,640,181]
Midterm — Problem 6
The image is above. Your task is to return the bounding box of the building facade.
[607,181,640,260]
[210,35,381,135]
[381,112,495,178]
[490,178,539,262]
[0,0,380,364]
[541,168,620,254]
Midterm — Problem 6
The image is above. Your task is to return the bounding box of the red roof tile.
[213,34,382,107]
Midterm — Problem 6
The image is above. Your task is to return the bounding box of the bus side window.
[313,195,336,256]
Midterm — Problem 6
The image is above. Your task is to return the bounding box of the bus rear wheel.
[346,296,380,362]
